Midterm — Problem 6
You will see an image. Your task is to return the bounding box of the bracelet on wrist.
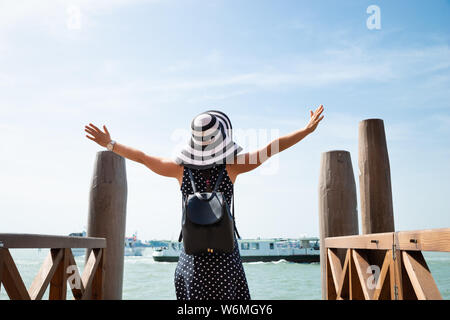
[106,140,116,151]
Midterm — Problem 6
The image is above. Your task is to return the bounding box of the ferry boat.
[152,237,320,263]
[124,233,144,256]
[69,231,144,257]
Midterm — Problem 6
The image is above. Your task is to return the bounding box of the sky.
[0,0,449,241]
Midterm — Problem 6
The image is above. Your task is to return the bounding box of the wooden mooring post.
[318,150,359,299]
[358,119,395,234]
[0,151,126,300]
[358,119,396,281]
[87,151,127,300]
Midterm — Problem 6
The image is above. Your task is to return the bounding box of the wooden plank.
[396,228,450,252]
[327,248,343,293]
[49,248,69,300]
[81,248,102,300]
[325,228,450,252]
[0,234,106,249]
[326,250,337,299]
[352,249,375,300]
[67,250,85,300]
[400,252,417,300]
[372,250,392,300]
[389,250,397,299]
[1,249,31,300]
[402,251,442,300]
[91,248,105,300]
[0,248,4,292]
[392,249,403,300]
[349,249,365,300]
[28,249,63,300]
[336,249,351,300]
[325,232,394,250]
[0,248,4,284]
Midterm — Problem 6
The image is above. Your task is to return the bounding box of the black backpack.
[178,165,241,255]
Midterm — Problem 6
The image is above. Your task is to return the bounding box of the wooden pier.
[0,118,448,300]
[0,151,127,300]
[0,234,105,300]
[319,119,450,300]
[325,228,450,300]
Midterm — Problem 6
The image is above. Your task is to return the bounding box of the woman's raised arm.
[84,123,182,180]
[227,105,324,180]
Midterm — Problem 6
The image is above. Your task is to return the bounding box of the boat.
[146,240,170,248]
[152,237,320,263]
[69,231,144,257]
[124,233,144,256]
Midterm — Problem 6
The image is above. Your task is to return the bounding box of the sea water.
[1,249,448,300]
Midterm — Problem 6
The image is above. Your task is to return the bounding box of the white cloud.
[166,60,194,73]
[2,42,447,119]
[0,0,163,31]
[204,49,223,65]
[429,114,450,134]
[166,49,224,73]
[152,44,450,91]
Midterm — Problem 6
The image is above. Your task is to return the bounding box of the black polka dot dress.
[174,164,251,300]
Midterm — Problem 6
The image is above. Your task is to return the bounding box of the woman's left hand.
[84,123,112,148]
[304,105,324,133]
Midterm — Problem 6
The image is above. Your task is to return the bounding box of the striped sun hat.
[174,110,243,169]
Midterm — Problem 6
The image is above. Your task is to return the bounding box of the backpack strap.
[212,165,226,192]
[178,194,186,242]
[186,168,197,193]
[231,192,241,239]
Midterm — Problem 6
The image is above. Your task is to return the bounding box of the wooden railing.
[0,233,106,300]
[324,228,450,300]
[1,151,128,300]
[319,119,449,300]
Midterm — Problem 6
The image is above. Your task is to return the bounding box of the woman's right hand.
[304,105,324,133]
[84,123,112,148]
